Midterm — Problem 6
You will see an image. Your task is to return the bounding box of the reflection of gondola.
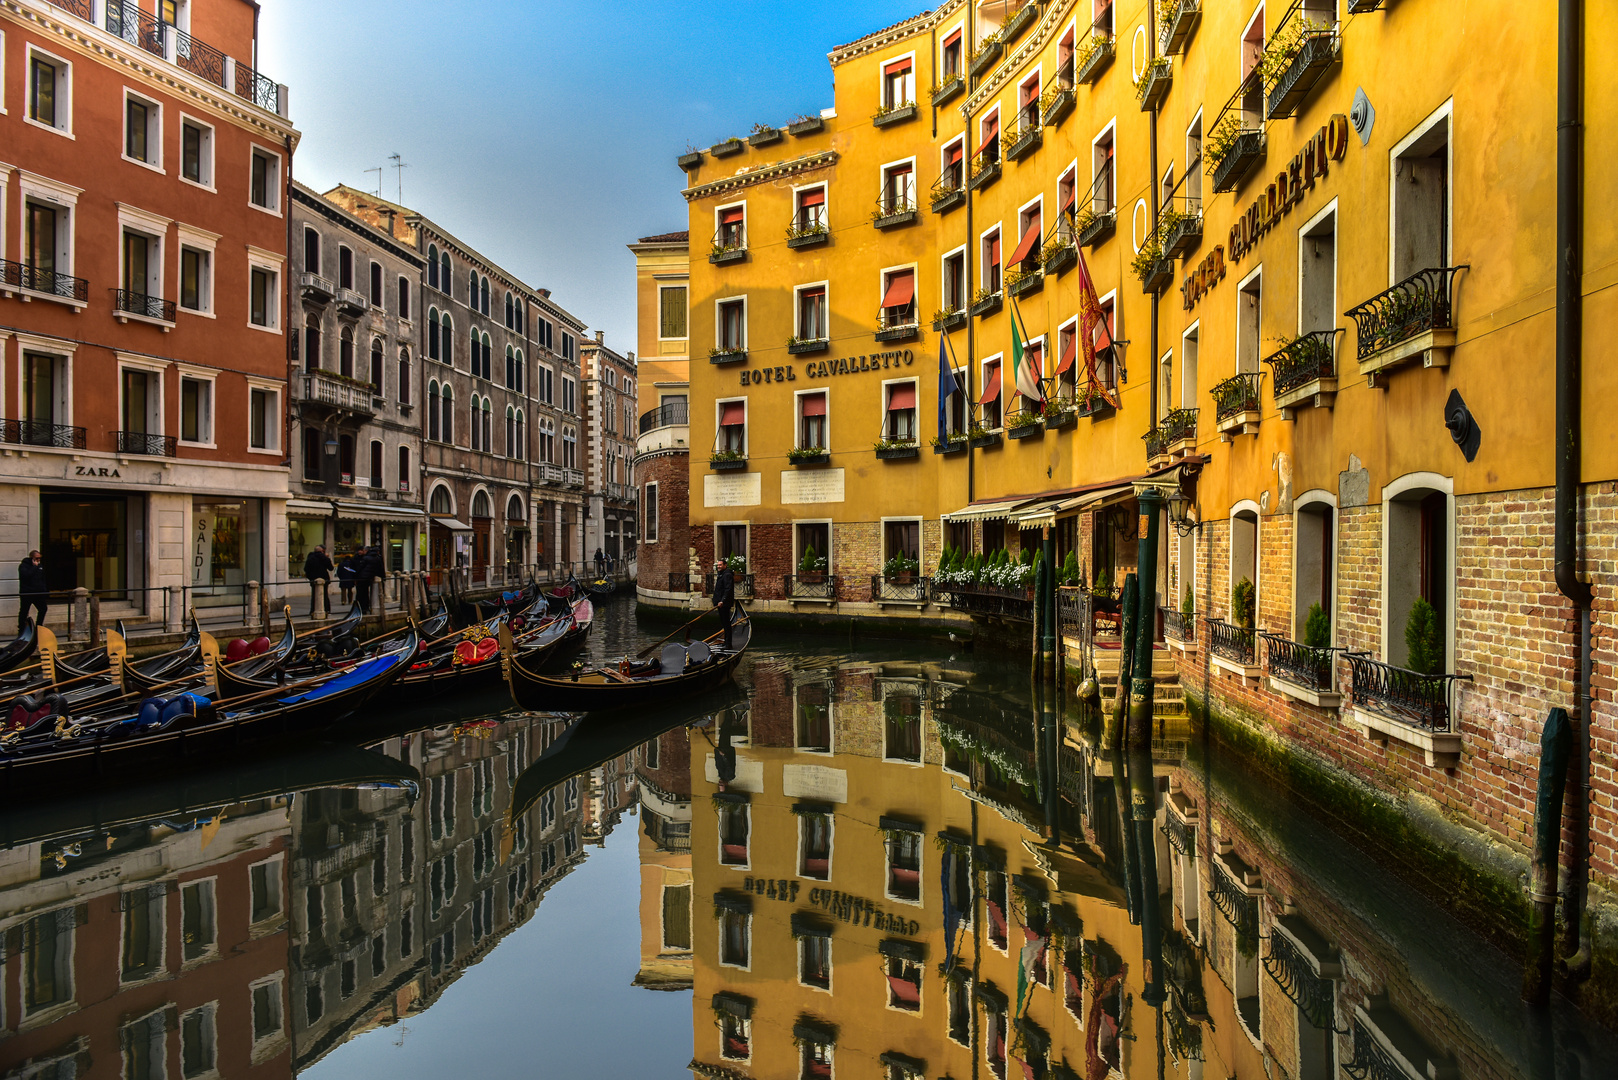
[500,608,750,712]
[507,685,746,821]
[0,742,420,849]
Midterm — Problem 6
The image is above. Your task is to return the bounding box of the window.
[720,1007,751,1060]
[250,387,278,451]
[440,251,451,293]
[179,377,212,444]
[251,977,283,1043]
[1095,295,1119,390]
[563,332,575,362]
[442,314,454,366]
[1294,498,1334,642]
[23,909,74,1014]
[718,400,746,454]
[370,339,385,393]
[882,161,916,214]
[480,274,490,315]
[941,26,963,78]
[469,395,483,452]
[370,440,384,488]
[302,426,321,480]
[370,261,383,307]
[398,350,412,404]
[24,197,71,286]
[800,810,831,879]
[250,147,280,211]
[643,482,659,542]
[398,445,412,492]
[802,1038,834,1080]
[982,227,1002,292]
[885,948,923,1011]
[884,382,917,442]
[1056,320,1079,400]
[1009,201,1042,275]
[505,345,516,388]
[398,276,411,320]
[882,679,922,760]
[718,906,750,967]
[882,55,915,107]
[250,858,282,922]
[250,265,277,328]
[1392,105,1451,281]
[177,118,213,188]
[1230,506,1259,625]
[941,249,967,315]
[1385,480,1452,671]
[180,1004,217,1078]
[1186,112,1203,210]
[1095,0,1115,36]
[505,406,516,456]
[180,247,210,312]
[716,204,746,251]
[428,308,441,360]
[980,358,1003,428]
[800,930,832,989]
[885,825,922,902]
[340,326,355,378]
[505,291,514,329]
[796,284,827,341]
[980,108,1000,164]
[28,50,69,133]
[339,434,355,484]
[881,268,916,331]
[122,886,165,981]
[338,246,354,290]
[122,228,161,302]
[717,798,749,866]
[1018,70,1041,127]
[798,391,828,450]
[121,367,159,437]
[1237,269,1262,373]
[125,92,160,167]
[181,879,216,961]
[1093,126,1116,213]
[718,299,746,352]
[122,1008,167,1080]
[303,316,322,372]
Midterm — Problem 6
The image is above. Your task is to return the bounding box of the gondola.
[378,594,584,703]
[0,629,418,793]
[0,620,37,674]
[108,620,208,696]
[0,621,207,716]
[500,605,750,712]
[584,575,617,598]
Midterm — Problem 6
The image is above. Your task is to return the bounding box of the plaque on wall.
[780,469,846,505]
[704,471,762,508]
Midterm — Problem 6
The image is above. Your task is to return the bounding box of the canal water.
[0,599,1608,1078]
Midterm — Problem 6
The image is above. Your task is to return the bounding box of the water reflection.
[0,605,1610,1077]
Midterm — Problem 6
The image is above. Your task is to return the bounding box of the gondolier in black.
[356,547,382,614]
[17,550,46,633]
[303,545,333,617]
[712,558,735,648]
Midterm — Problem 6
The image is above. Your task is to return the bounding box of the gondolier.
[712,559,735,648]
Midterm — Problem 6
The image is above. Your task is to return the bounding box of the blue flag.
[937,335,959,440]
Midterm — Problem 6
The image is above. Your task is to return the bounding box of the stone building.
[322,188,590,582]
[628,231,692,599]
[287,182,425,579]
[580,331,638,570]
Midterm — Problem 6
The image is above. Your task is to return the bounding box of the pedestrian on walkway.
[594,547,606,576]
[356,546,382,614]
[303,544,333,617]
[712,558,735,649]
[336,552,357,609]
[17,550,47,633]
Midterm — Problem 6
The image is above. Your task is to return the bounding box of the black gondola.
[380,594,584,703]
[584,575,617,597]
[0,621,37,678]
[500,606,749,712]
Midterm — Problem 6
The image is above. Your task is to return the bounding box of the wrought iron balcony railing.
[106,1,164,57]
[1261,633,1339,692]
[1343,1017,1404,1080]
[872,575,929,603]
[234,62,281,113]
[667,572,695,593]
[113,289,176,322]
[1205,618,1255,665]
[1144,408,1198,458]
[1212,371,1263,422]
[1345,654,1469,732]
[1163,811,1195,858]
[1209,858,1259,954]
[872,193,919,229]
[784,574,837,600]
[46,0,93,18]
[703,572,755,600]
[1163,607,1197,645]
[1,419,87,450]
[115,431,178,457]
[1,259,89,301]
[931,171,967,214]
[1263,931,1336,1031]
[1264,329,1340,397]
[1343,266,1467,363]
[639,401,689,434]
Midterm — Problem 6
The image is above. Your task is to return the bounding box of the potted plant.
[1092,568,1113,599]
[1060,550,1081,586]
[747,121,782,146]
[788,113,824,136]
[677,144,704,169]
[1134,55,1171,103]
[884,554,921,584]
[710,136,744,157]
[788,444,829,464]
[799,544,828,583]
[710,448,746,469]
[1404,597,1442,675]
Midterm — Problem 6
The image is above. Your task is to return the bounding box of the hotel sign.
[738,349,916,387]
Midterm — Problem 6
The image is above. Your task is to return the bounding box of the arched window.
[505,405,516,455]
[427,244,439,290]
[304,315,321,372]
[482,398,492,452]
[398,277,410,320]
[505,346,515,388]
[338,433,355,483]
[428,308,440,360]
[339,326,354,378]
[480,275,490,316]
[369,439,383,488]
[516,303,524,336]
[303,228,320,274]
[369,338,384,393]
[472,490,492,519]
[302,426,321,480]
[442,315,454,366]
[484,333,493,380]
[398,445,411,493]
[441,384,454,444]
[514,349,524,394]
[504,292,513,328]
[428,381,440,441]
[515,409,525,460]
[508,494,523,521]
[398,349,411,404]
[469,395,481,451]
[469,328,479,377]
[440,252,450,294]
[430,484,452,515]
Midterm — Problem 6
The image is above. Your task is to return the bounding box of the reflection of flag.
[937,335,959,439]
[1076,246,1118,405]
[1011,313,1041,403]
[1016,933,1047,1014]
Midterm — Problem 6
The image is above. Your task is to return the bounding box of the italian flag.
[1012,314,1041,403]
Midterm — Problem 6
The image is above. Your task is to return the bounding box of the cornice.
[291,185,425,268]
[682,151,839,203]
[827,0,964,66]
[961,0,1072,117]
[2,0,300,148]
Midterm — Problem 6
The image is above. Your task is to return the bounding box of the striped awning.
[1012,484,1135,527]
[943,499,1029,523]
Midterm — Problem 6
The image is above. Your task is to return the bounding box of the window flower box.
[789,447,830,465]
[1042,239,1077,277]
[931,76,965,107]
[933,435,968,454]
[1135,57,1172,111]
[969,428,1002,449]
[1265,330,1341,417]
[1005,118,1042,162]
[1006,267,1043,299]
[872,102,918,128]
[709,347,748,365]
[788,337,829,354]
[1077,392,1116,421]
[874,320,919,343]
[710,453,747,471]
[1345,266,1466,382]
[933,309,968,333]
[968,157,1002,192]
[1044,405,1076,430]
[872,204,919,230]
[709,244,747,266]
[1007,413,1044,439]
[1210,126,1265,193]
[677,149,704,169]
[1039,85,1075,128]
[1078,209,1116,247]
[710,138,743,157]
[786,221,829,249]
[1162,209,1203,258]
[1000,2,1039,44]
[931,184,967,215]
[967,36,1004,79]
[1075,36,1114,84]
[969,289,1003,318]
[788,115,825,136]
[747,125,782,147]
[875,441,920,460]
[1159,0,1202,56]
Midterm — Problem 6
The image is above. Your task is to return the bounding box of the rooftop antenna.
[389,153,409,204]
[363,166,383,197]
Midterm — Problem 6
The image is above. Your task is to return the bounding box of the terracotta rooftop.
[831,8,933,55]
[637,231,689,243]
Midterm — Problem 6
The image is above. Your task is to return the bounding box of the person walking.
[356,546,381,614]
[336,552,357,609]
[594,547,606,576]
[711,558,735,649]
[303,544,333,617]
[17,550,47,633]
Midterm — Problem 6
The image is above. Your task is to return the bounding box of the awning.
[1013,483,1135,527]
[800,187,824,207]
[883,57,913,75]
[1020,79,1040,106]
[942,27,962,49]
[801,392,827,416]
[1056,332,1077,374]
[882,272,915,309]
[887,383,917,410]
[944,499,1029,523]
[719,401,745,425]
[286,499,334,518]
[430,516,473,532]
[1008,218,1041,265]
[337,504,428,525]
[719,207,743,225]
[980,364,1001,404]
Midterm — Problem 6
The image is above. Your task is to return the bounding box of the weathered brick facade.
[636,450,691,592]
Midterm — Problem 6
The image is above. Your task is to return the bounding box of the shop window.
[884,823,922,902]
[179,377,212,444]
[718,400,746,454]
[250,147,280,211]
[1386,483,1452,670]
[22,909,74,1014]
[884,382,917,441]
[124,92,160,167]
[799,810,831,878]
[798,391,827,450]
[122,887,165,981]
[122,1007,167,1079]
[980,358,1003,429]
[29,51,70,133]
[717,797,749,865]
[180,1004,217,1078]
[718,299,746,352]
[882,55,915,108]
[250,388,278,451]
[1093,127,1115,214]
[941,26,963,78]
[180,247,210,312]
[250,265,278,328]
[799,930,831,989]
[882,161,916,215]
[1393,108,1451,281]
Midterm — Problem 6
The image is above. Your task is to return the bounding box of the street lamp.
[1165,487,1198,535]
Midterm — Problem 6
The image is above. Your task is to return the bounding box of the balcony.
[1345,266,1467,383]
[703,572,755,600]
[784,574,838,601]
[1262,633,1343,708]
[112,289,176,328]
[872,575,929,604]
[0,419,87,450]
[537,462,566,485]
[1004,116,1042,163]
[1136,58,1172,112]
[667,572,696,594]
[1206,618,1260,680]
[872,102,918,129]
[932,308,967,333]
[0,260,89,307]
[300,371,375,416]
[336,288,369,317]
[871,195,919,230]
[1265,14,1340,121]
[1077,209,1116,248]
[931,75,965,107]
[1040,85,1075,129]
[787,337,829,354]
[1212,371,1262,438]
[1159,0,1202,55]
[1264,329,1342,416]
[606,482,632,503]
[1347,654,1470,766]
[1143,407,1198,462]
[563,469,585,488]
[786,219,829,249]
[968,289,1003,318]
[968,155,1001,192]
[931,173,967,215]
[1210,128,1265,193]
[115,430,177,457]
[1162,207,1203,258]
[1163,607,1197,651]
[1076,35,1115,85]
[709,347,748,365]
[299,273,335,304]
[640,401,689,435]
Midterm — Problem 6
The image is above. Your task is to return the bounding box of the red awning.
[989,233,1002,265]
[942,28,962,48]
[801,393,827,417]
[887,383,917,410]
[1020,78,1040,106]
[719,207,743,225]
[882,272,915,309]
[946,142,964,165]
[720,402,745,425]
[1057,332,1077,374]
[980,365,1002,404]
[884,57,913,76]
[1025,344,1043,380]
[1008,218,1041,264]
[799,187,824,207]
[983,115,999,140]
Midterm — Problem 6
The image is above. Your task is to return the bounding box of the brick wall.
[636,452,690,590]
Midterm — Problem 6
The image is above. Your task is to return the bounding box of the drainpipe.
[1147,1,1161,430]
[1553,0,1593,984]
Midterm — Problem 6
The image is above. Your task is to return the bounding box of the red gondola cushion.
[225,639,250,661]
[249,636,272,655]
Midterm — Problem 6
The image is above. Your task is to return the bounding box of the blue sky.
[260,0,922,352]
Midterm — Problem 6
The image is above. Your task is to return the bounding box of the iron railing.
[871,575,929,603]
[1163,812,1195,858]
[171,26,227,87]
[1205,618,1255,665]
[1343,1017,1404,1080]
[944,583,1033,623]
[234,62,281,113]
[872,192,919,226]
[667,572,694,593]
[1264,330,1340,396]
[1208,860,1259,954]
[1344,266,1467,362]
[1263,0,1339,120]
[1163,608,1197,644]
[1056,588,1090,636]
[1263,931,1336,1031]
[115,431,178,457]
[113,289,176,322]
[1346,654,1469,732]
[1159,0,1202,54]
[784,574,837,600]
[106,1,164,57]
[1,260,89,301]
[1261,633,1339,691]
[1212,372,1263,422]
[46,0,93,18]
[639,401,688,434]
[0,419,87,450]
[1207,71,1267,193]
[1143,408,1198,457]
[703,573,754,600]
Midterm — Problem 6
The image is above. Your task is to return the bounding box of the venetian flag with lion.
[1077,245,1119,405]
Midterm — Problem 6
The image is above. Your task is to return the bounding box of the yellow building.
[671,0,1618,991]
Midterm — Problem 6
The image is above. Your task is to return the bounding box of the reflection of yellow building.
[638,724,697,992]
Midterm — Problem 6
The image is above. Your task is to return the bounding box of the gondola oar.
[634,608,716,659]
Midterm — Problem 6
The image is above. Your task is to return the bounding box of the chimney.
[595,330,605,344]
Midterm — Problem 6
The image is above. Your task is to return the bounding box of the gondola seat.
[226,638,251,661]
[688,641,713,665]
[660,643,686,674]
[7,693,66,736]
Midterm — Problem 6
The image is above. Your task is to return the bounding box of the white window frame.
[797,927,834,992]
[980,103,1001,155]
[940,243,968,315]
[1387,98,1454,287]
[717,908,752,971]
[713,199,747,250]
[883,824,924,907]
[713,520,751,563]
[176,223,219,318]
[980,352,1006,430]
[940,18,966,78]
[23,45,72,139]
[1185,107,1205,207]
[879,49,917,108]
[18,171,82,295]
[179,1001,219,1075]
[1014,193,1044,266]
[657,283,689,342]
[116,202,171,306]
[715,394,748,455]
[247,378,281,455]
[178,112,217,192]
[1016,64,1043,125]
[794,387,831,452]
[1228,498,1263,624]
[879,154,919,211]
[248,972,286,1056]
[1180,319,1200,410]
[178,876,220,967]
[1379,472,1456,672]
[795,806,835,883]
[120,87,163,173]
[117,355,167,439]
[1091,119,1118,213]
[1235,264,1263,373]
[1297,198,1339,335]
[714,295,748,353]
[176,364,217,448]
[248,145,283,215]
[1290,489,1339,645]
[13,333,77,429]
[879,379,920,443]
[118,886,168,986]
[979,223,1003,291]
[792,281,830,347]
[247,246,285,333]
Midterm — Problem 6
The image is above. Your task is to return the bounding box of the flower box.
[933,438,968,455]
[786,225,829,249]
[1005,123,1042,162]
[933,310,968,333]
[873,207,919,230]
[1077,396,1115,420]
[790,451,830,466]
[969,291,1003,318]
[874,323,920,343]
[1007,421,1043,440]
[710,138,743,157]
[872,103,918,128]
[1160,0,1202,55]
[969,431,1003,449]
[1078,210,1116,247]
[968,159,1002,192]
[1001,3,1039,44]
[931,187,967,215]
[788,338,829,354]
[1076,38,1114,85]
[1006,269,1043,298]
[709,348,748,365]
[1140,256,1175,294]
[710,457,748,471]
[1044,409,1076,430]
[1042,243,1077,277]
[1211,130,1265,193]
[1136,60,1172,111]
[1040,87,1075,128]
[677,150,704,169]
[1266,31,1339,121]
[788,116,825,136]
[710,247,747,266]
[1162,213,1203,258]
[747,126,782,147]
[968,39,1004,78]
[931,76,965,107]
[876,444,920,460]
